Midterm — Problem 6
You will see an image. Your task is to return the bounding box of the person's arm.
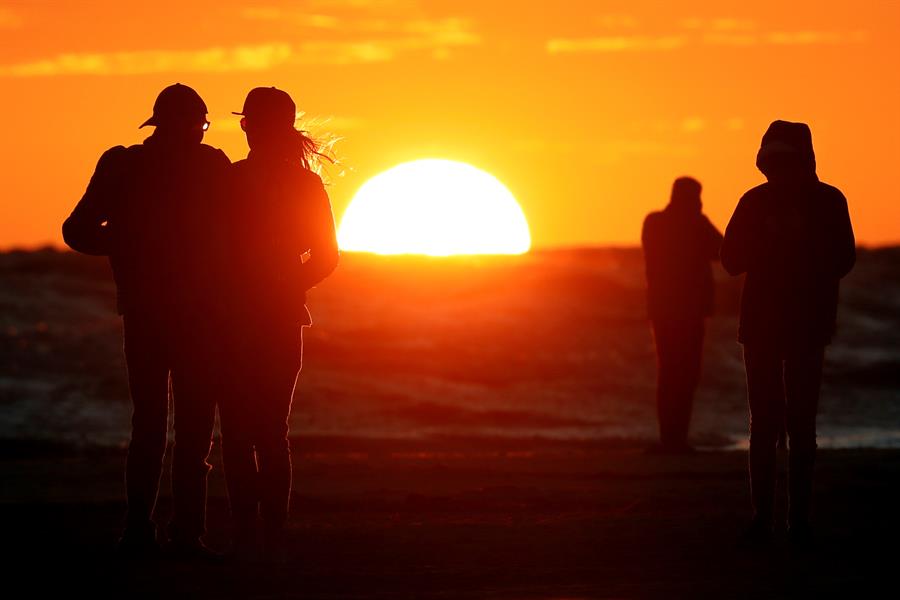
[828,189,856,279]
[62,147,126,256]
[298,175,339,291]
[720,193,756,276]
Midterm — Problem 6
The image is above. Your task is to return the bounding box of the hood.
[756,120,817,180]
[667,176,702,214]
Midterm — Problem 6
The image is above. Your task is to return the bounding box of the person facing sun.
[641,177,723,454]
[62,83,230,560]
[215,87,339,561]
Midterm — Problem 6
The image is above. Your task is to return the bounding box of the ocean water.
[2,248,899,449]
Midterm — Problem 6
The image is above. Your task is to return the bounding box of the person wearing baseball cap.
[216,86,338,561]
[722,121,856,549]
[63,83,230,560]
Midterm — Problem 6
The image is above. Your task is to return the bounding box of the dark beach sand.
[3,436,897,599]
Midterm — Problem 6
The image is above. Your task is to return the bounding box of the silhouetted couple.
[642,121,855,548]
[63,84,339,561]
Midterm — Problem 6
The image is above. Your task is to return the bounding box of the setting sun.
[337,159,531,256]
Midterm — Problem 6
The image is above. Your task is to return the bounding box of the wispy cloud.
[0,20,480,78]
[0,10,479,78]
[547,35,686,54]
[548,17,868,55]
[241,7,480,47]
[0,44,294,77]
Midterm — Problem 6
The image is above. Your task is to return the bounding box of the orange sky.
[1,0,898,249]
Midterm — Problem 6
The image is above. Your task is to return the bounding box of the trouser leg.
[653,320,677,447]
[168,362,217,542]
[784,347,824,527]
[220,387,261,534]
[254,327,302,533]
[122,315,170,534]
[744,344,783,524]
[653,319,702,448]
[673,320,703,446]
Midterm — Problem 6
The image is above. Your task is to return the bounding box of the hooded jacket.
[721,121,855,347]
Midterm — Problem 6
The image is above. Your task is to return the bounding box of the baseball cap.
[232,87,296,128]
[139,83,208,129]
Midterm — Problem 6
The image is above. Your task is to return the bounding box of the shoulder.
[740,183,769,202]
[97,145,128,164]
[291,167,327,197]
[197,143,231,166]
[295,166,324,186]
[815,181,847,204]
[643,210,664,227]
[91,145,134,174]
[642,211,665,239]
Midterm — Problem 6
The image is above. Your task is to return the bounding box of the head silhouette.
[235,87,296,152]
[669,177,702,214]
[235,87,322,168]
[140,83,209,144]
[756,120,817,184]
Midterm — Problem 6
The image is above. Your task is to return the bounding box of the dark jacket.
[63,134,231,315]
[721,121,855,347]
[642,204,723,321]
[223,153,339,325]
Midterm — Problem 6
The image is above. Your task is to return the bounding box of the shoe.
[116,524,161,560]
[164,537,223,562]
[737,517,773,549]
[787,521,816,551]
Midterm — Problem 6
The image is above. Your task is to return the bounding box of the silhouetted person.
[216,87,339,560]
[62,84,229,558]
[642,177,723,453]
[722,121,855,548]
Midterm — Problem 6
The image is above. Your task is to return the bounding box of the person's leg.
[219,382,261,546]
[672,318,704,449]
[168,362,217,545]
[744,344,784,527]
[652,320,678,448]
[121,314,170,545]
[254,326,302,544]
[784,346,824,531]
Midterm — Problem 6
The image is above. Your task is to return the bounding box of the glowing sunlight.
[337,159,531,256]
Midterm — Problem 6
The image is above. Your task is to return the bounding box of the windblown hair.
[289,115,341,179]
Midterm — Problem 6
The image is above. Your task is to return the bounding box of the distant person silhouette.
[62,84,230,559]
[722,120,855,548]
[216,87,339,560]
[642,177,723,453]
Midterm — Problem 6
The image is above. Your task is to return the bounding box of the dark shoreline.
[4,437,897,598]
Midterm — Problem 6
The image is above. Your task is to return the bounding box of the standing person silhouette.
[217,87,339,561]
[722,121,855,548]
[62,84,230,558]
[642,177,723,454]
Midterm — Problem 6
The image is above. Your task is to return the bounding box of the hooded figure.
[722,120,855,547]
[642,177,723,452]
[722,120,856,347]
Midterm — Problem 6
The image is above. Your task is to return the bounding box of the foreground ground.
[3,437,898,599]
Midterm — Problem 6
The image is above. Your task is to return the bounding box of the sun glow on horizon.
[337,159,531,256]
